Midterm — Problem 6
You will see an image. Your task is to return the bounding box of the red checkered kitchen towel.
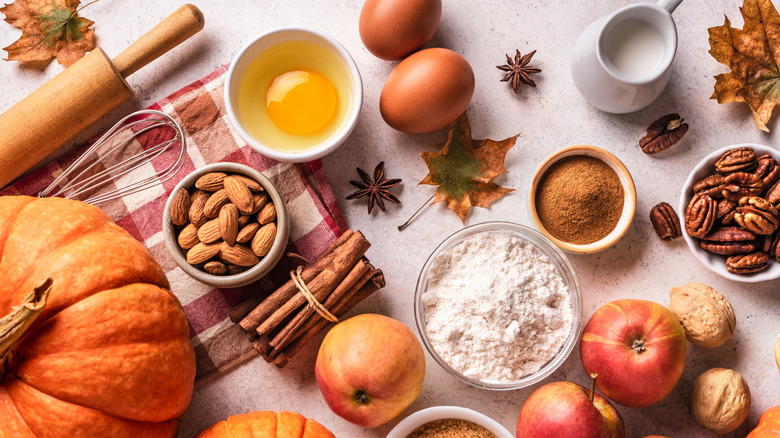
[0,64,348,380]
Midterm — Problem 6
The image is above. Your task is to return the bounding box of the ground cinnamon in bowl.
[407,418,497,438]
[535,155,624,245]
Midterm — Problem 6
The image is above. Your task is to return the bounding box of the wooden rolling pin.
[0,4,205,188]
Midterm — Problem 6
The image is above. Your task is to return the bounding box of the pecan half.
[650,202,682,241]
[639,113,689,154]
[699,226,757,255]
[721,172,763,202]
[770,232,780,261]
[755,154,780,188]
[734,196,780,235]
[766,180,780,206]
[715,147,757,174]
[693,174,725,199]
[685,193,717,239]
[716,198,737,220]
[726,252,770,274]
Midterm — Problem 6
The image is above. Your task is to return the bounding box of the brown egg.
[380,48,475,134]
[359,0,442,61]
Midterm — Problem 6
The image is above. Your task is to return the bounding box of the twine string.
[290,266,338,323]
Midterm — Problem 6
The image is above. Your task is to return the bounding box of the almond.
[251,222,276,257]
[219,242,259,266]
[195,172,227,192]
[203,189,230,218]
[236,222,260,243]
[170,188,191,226]
[224,175,254,214]
[257,202,276,225]
[234,174,264,192]
[250,192,269,214]
[177,223,200,249]
[204,261,227,275]
[227,264,248,275]
[187,242,221,265]
[197,218,222,244]
[238,215,251,228]
[219,204,239,245]
[189,189,210,227]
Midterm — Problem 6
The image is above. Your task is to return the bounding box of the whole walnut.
[689,368,751,434]
[669,283,736,348]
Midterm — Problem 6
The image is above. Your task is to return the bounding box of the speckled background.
[1,1,778,437]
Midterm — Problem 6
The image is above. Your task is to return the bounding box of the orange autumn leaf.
[1,0,95,66]
[420,113,518,223]
[708,0,780,131]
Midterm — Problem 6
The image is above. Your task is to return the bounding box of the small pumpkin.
[0,197,196,437]
[747,406,780,437]
[197,411,336,438]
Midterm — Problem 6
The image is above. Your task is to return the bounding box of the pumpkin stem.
[0,278,53,378]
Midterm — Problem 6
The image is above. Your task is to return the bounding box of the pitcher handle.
[657,0,683,13]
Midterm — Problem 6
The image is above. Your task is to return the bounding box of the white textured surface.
[1,1,779,437]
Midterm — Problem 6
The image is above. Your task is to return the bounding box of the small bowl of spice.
[529,145,637,253]
[415,222,581,390]
[386,406,513,438]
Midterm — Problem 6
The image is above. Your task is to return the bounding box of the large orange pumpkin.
[747,406,780,437]
[0,196,196,437]
[197,411,336,438]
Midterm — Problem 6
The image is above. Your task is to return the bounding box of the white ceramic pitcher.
[571,0,683,113]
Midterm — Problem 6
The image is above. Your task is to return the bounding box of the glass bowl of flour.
[414,221,581,390]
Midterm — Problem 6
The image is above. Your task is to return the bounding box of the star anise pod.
[497,49,541,94]
[346,162,401,214]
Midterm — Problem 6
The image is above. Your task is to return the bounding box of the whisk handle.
[113,4,205,78]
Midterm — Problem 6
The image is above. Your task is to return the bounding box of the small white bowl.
[162,162,290,288]
[386,406,514,438]
[529,145,637,253]
[225,27,362,162]
[680,143,780,282]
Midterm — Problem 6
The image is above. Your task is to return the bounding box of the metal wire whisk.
[39,110,186,205]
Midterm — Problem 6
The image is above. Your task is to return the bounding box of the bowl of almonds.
[680,143,780,282]
[163,162,289,287]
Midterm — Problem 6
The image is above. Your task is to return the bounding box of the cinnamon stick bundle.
[236,229,385,367]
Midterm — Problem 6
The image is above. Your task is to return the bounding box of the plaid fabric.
[0,64,348,380]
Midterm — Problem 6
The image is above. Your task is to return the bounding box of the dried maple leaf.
[708,0,780,131]
[419,113,518,223]
[2,0,95,66]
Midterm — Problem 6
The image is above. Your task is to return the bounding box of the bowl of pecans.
[163,162,289,287]
[680,143,780,282]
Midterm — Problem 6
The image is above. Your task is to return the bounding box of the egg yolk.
[266,70,337,135]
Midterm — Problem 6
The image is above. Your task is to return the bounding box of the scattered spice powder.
[535,155,624,244]
[407,418,498,438]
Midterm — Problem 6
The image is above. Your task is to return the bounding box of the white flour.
[422,231,574,383]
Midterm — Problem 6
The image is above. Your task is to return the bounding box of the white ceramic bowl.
[414,222,581,390]
[679,143,780,282]
[386,406,514,438]
[224,27,362,162]
[529,145,637,253]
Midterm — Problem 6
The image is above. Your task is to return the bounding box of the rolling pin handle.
[113,4,205,78]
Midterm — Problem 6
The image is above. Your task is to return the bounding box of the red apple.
[315,313,425,428]
[517,376,625,438]
[580,299,687,407]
